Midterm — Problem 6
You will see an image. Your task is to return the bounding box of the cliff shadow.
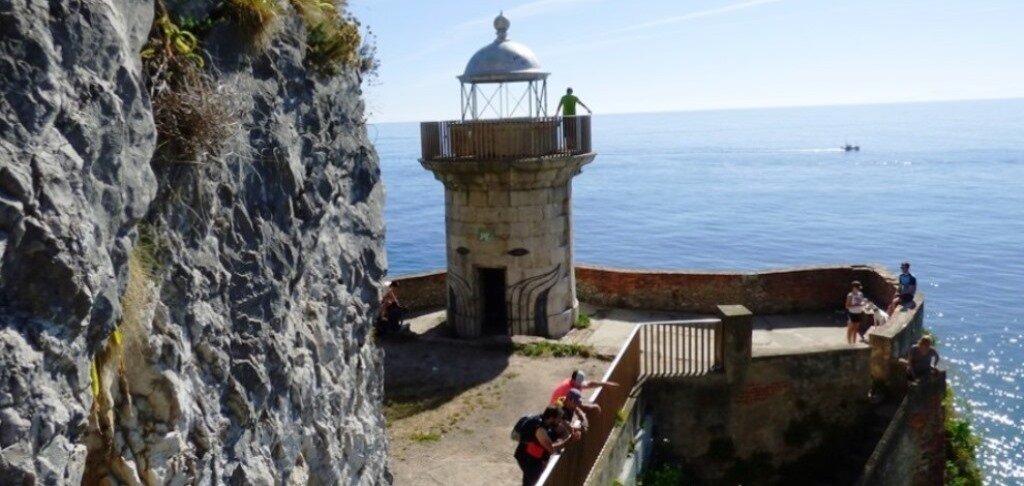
[379,335,512,422]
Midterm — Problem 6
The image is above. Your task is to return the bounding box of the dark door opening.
[479,268,507,335]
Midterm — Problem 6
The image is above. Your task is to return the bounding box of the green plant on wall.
[289,0,367,76]
[944,388,983,485]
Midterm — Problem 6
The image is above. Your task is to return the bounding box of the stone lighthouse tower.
[419,13,596,338]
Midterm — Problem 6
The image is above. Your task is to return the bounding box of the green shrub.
[944,389,983,485]
[289,0,370,76]
[574,312,591,329]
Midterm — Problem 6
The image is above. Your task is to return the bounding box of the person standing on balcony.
[846,281,868,344]
[555,88,591,152]
[555,87,591,117]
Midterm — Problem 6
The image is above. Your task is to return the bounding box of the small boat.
[843,144,860,152]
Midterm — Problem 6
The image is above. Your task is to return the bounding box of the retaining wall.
[392,264,899,315]
[644,347,873,484]
[858,373,947,486]
[575,264,897,314]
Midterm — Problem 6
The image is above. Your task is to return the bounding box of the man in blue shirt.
[889,262,917,313]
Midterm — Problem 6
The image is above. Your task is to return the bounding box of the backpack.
[511,414,541,442]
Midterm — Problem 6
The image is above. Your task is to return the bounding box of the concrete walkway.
[403,303,871,359]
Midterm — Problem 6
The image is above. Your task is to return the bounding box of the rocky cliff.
[0,1,389,484]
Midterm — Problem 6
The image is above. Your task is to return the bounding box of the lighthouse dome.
[459,13,548,83]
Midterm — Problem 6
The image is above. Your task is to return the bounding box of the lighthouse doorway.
[478,268,508,335]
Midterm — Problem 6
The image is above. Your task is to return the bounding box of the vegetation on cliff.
[944,388,983,486]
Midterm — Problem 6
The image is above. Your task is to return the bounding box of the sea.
[371,98,1024,483]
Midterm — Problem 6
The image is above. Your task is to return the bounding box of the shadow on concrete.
[753,311,847,331]
[379,331,513,421]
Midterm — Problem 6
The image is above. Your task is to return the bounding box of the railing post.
[716,305,753,383]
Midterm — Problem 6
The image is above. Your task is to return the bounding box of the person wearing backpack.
[513,406,576,485]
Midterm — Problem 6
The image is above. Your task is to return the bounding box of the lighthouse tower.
[419,13,596,338]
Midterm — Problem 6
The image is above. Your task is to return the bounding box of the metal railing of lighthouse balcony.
[537,318,724,486]
[420,115,592,161]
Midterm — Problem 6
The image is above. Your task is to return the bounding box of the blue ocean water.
[372,98,1024,483]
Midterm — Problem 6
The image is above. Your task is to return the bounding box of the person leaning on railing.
[515,406,577,486]
[555,87,591,117]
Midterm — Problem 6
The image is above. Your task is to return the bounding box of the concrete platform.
[401,303,872,359]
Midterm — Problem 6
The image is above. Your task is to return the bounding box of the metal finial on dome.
[494,11,510,41]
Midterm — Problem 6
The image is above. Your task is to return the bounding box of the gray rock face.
[1,0,157,483]
[1,0,389,484]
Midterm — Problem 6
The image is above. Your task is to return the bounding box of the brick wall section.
[389,270,446,312]
[575,264,898,314]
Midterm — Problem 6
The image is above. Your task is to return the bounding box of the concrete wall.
[870,294,926,395]
[576,264,897,314]
[644,347,873,484]
[586,396,650,486]
[858,373,947,486]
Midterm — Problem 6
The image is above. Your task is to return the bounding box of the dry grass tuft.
[289,0,366,76]
[227,0,283,45]
[142,6,235,165]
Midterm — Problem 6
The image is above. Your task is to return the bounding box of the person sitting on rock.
[377,281,407,335]
[550,370,617,416]
[900,335,940,382]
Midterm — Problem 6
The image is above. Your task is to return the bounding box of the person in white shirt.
[846,281,868,344]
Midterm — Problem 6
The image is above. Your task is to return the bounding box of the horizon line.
[366,95,1024,125]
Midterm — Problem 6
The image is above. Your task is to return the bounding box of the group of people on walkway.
[513,370,617,486]
[844,262,940,380]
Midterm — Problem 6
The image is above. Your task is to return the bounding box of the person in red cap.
[550,370,618,415]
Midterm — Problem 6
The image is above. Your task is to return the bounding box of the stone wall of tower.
[422,155,594,338]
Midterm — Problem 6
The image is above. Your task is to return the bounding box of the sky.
[349,0,1024,123]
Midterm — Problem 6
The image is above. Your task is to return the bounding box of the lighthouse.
[419,13,596,338]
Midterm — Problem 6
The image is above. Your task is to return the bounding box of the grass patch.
[409,431,441,443]
[513,341,595,358]
[383,396,449,422]
[574,312,591,329]
[944,388,983,485]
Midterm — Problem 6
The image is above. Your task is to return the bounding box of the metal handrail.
[420,115,592,161]
[640,319,723,378]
